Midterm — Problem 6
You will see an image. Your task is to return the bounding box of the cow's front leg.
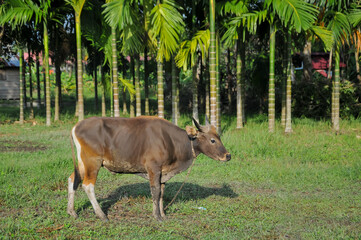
[147,167,163,221]
[159,183,166,219]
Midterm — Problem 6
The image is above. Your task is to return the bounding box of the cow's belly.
[102,158,146,173]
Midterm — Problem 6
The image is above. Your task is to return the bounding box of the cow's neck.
[190,139,201,158]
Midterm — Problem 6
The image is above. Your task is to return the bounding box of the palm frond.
[65,0,86,15]
[273,0,318,33]
[217,0,249,16]
[311,25,333,51]
[151,0,184,62]
[351,28,361,53]
[327,11,351,43]
[102,0,134,29]
[119,76,135,96]
[349,7,361,27]
[175,29,209,70]
[0,0,39,27]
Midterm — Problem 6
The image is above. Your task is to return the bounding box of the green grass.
[0,113,361,239]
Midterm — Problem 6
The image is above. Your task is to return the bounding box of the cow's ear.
[186,126,198,139]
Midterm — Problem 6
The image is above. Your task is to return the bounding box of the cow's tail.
[70,131,81,190]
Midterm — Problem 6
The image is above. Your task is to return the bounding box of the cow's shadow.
[79,182,238,215]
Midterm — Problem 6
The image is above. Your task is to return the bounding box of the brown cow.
[67,116,231,221]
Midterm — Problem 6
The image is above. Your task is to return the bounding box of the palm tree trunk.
[333,45,340,133]
[176,68,180,124]
[144,47,150,115]
[157,58,164,119]
[110,64,114,117]
[28,49,34,119]
[356,50,360,83]
[130,56,135,118]
[22,57,26,109]
[44,22,51,126]
[112,26,120,117]
[236,37,244,129]
[135,54,141,116]
[36,53,41,109]
[303,39,312,82]
[54,62,60,121]
[43,71,46,107]
[268,23,276,132]
[328,49,333,124]
[206,77,210,119]
[100,66,106,117]
[281,38,287,127]
[226,49,232,114]
[285,32,292,133]
[19,48,24,124]
[94,61,98,112]
[172,58,178,125]
[216,32,221,133]
[122,56,128,115]
[209,0,217,126]
[241,40,246,124]
[75,12,84,121]
[74,59,78,117]
[192,59,199,122]
[205,58,210,119]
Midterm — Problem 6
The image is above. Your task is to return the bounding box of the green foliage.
[326,11,351,43]
[175,29,210,70]
[150,0,185,62]
[270,0,318,33]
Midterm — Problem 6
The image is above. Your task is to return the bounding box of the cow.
[67,116,231,221]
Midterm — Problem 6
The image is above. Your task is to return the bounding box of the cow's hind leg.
[67,172,78,218]
[159,183,166,218]
[147,167,163,221]
[82,159,108,221]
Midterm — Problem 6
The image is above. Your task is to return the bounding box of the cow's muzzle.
[220,153,231,162]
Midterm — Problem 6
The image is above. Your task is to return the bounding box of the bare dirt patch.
[0,140,47,152]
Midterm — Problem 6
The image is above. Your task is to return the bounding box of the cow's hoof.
[67,210,78,219]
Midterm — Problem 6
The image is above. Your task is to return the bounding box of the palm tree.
[103,0,144,118]
[135,54,141,116]
[66,0,86,122]
[19,48,25,124]
[111,25,120,117]
[171,58,179,125]
[0,0,60,126]
[176,30,210,122]
[234,0,318,132]
[151,0,184,119]
[209,0,216,126]
[349,4,361,83]
[321,2,352,132]
[221,0,251,129]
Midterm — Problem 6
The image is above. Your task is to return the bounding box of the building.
[0,55,20,100]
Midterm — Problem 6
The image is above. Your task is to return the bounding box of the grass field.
[0,112,361,239]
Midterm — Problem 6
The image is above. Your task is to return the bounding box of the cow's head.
[186,117,231,162]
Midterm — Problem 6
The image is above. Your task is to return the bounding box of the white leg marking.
[83,183,108,221]
[72,127,85,176]
[67,177,78,218]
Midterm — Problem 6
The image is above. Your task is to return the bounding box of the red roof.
[311,53,346,70]
[294,52,346,70]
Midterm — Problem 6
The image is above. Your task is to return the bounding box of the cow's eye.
[211,138,216,144]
